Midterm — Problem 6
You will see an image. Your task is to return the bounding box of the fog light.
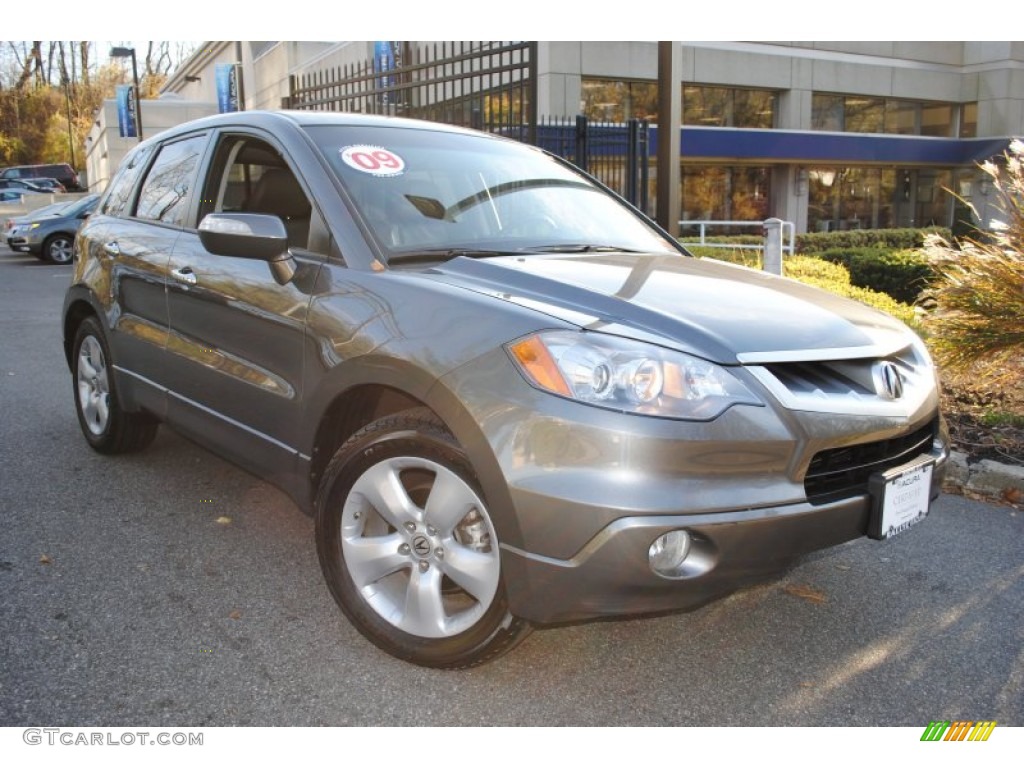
[649,530,692,577]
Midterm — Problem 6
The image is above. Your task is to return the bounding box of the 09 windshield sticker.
[340,145,406,177]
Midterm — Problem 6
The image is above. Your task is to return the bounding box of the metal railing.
[679,219,796,256]
[285,41,537,142]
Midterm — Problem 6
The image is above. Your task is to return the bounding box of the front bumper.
[502,442,947,624]
[7,232,36,252]
[438,344,948,625]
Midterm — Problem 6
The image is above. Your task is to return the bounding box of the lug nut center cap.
[411,534,432,557]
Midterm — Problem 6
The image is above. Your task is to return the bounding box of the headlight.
[506,330,762,420]
[29,223,41,230]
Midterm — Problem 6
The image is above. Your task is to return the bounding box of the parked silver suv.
[63,111,947,667]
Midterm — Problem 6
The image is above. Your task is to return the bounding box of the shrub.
[795,227,949,254]
[783,256,918,324]
[692,252,918,324]
[684,245,761,268]
[679,234,764,246]
[816,248,933,304]
[922,140,1024,380]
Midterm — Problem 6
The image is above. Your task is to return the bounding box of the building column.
[773,166,808,234]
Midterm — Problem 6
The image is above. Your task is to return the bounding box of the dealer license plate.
[868,460,934,540]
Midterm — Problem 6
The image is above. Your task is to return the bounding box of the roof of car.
[143,109,490,145]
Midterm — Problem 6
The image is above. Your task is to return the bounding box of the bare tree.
[80,41,90,87]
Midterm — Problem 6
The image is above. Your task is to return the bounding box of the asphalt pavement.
[1,244,1022,727]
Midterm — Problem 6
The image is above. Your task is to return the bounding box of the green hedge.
[679,235,765,246]
[682,245,761,267]
[690,252,918,325]
[815,248,933,304]
[782,257,918,325]
[794,227,949,254]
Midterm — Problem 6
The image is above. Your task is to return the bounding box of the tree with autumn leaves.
[0,41,195,169]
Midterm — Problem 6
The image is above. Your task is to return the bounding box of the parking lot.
[1,242,1022,728]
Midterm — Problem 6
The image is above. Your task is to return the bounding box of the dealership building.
[86,41,1023,235]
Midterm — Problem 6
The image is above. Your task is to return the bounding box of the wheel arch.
[62,290,105,371]
[40,229,77,259]
[304,363,525,550]
[308,382,427,500]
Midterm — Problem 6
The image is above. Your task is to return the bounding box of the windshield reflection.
[303,125,677,262]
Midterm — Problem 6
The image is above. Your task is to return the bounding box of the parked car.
[0,163,81,191]
[4,200,75,243]
[23,177,67,193]
[63,111,947,668]
[0,178,52,194]
[8,194,97,263]
[0,190,28,204]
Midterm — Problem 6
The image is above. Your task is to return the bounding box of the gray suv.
[63,111,947,668]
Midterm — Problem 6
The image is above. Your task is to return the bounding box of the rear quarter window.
[101,146,153,217]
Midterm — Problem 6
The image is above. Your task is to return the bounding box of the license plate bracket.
[868,458,934,540]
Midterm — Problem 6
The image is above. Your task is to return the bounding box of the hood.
[422,252,914,364]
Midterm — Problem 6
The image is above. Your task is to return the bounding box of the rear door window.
[134,135,207,227]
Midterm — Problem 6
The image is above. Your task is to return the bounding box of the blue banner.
[215,63,240,113]
[373,42,401,106]
[115,84,137,138]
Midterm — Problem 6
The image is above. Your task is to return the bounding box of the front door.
[162,131,326,480]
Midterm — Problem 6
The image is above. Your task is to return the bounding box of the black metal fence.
[535,116,651,212]
[285,41,536,142]
[284,42,649,209]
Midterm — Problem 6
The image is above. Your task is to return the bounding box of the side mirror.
[198,213,296,283]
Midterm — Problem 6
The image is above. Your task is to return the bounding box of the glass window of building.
[884,100,918,134]
[733,89,775,128]
[808,166,954,232]
[680,166,770,230]
[683,86,775,128]
[684,86,729,126]
[921,104,953,137]
[844,97,885,133]
[959,103,978,138]
[808,167,890,231]
[581,80,658,121]
[813,94,958,137]
[811,94,844,132]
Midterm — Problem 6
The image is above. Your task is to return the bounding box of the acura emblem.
[876,362,904,400]
[412,535,432,557]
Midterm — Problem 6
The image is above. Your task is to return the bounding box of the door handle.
[102,241,120,257]
[171,266,197,285]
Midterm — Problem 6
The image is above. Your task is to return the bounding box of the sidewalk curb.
[944,450,1024,501]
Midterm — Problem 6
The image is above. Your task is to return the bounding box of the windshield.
[60,195,98,218]
[303,124,678,262]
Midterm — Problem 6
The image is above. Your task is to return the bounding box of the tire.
[315,408,531,668]
[72,317,158,454]
[43,234,74,265]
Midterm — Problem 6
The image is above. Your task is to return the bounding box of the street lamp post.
[110,46,143,142]
[62,77,76,169]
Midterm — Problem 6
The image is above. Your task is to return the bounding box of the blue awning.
[675,127,1013,166]
[533,122,1013,166]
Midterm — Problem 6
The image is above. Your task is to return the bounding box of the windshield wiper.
[386,248,521,264]
[521,244,644,254]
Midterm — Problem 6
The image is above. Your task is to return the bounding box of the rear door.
[101,134,209,416]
